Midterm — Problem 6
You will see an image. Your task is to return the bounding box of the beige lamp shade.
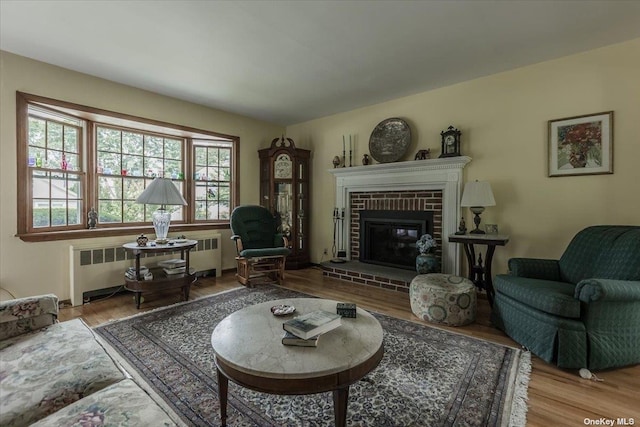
[136,178,187,208]
[460,181,495,208]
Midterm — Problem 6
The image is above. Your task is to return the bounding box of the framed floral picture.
[548,111,613,177]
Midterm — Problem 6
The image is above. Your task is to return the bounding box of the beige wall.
[2,39,639,300]
[0,51,283,300]
[287,39,640,274]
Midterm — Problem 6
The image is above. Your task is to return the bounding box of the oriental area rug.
[94,286,530,427]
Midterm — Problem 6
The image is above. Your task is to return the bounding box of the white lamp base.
[152,209,171,243]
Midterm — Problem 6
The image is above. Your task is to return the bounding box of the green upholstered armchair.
[492,225,640,370]
[230,205,291,287]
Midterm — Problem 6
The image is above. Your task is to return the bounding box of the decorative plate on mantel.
[369,118,412,163]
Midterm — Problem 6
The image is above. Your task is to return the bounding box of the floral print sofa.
[0,294,180,427]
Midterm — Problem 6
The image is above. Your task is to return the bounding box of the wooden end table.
[211,298,384,427]
[448,233,509,306]
[122,240,197,308]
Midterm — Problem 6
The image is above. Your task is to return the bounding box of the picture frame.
[485,224,498,235]
[548,111,613,177]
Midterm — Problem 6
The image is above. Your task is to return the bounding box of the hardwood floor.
[60,267,640,426]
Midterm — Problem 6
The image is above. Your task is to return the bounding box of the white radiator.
[69,232,222,306]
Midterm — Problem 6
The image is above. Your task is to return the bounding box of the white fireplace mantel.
[328,156,472,275]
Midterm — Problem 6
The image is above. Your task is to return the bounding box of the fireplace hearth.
[360,210,433,270]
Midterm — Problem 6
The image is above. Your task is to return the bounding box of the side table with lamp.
[449,180,509,306]
[124,177,195,308]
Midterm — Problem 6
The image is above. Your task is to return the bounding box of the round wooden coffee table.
[210,298,384,427]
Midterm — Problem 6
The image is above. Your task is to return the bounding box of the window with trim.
[17,92,239,241]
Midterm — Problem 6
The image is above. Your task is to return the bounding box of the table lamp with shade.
[135,177,187,244]
[460,180,495,234]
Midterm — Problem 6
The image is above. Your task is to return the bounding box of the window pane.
[67,175,82,198]
[170,206,184,221]
[195,147,207,166]
[144,157,163,177]
[64,126,79,153]
[165,139,182,160]
[33,201,50,228]
[97,127,122,152]
[219,200,230,219]
[195,202,207,220]
[219,149,231,166]
[219,167,231,181]
[66,153,80,172]
[165,160,181,179]
[67,200,82,225]
[99,152,121,175]
[46,150,62,170]
[145,136,163,157]
[123,177,144,200]
[207,149,219,166]
[98,200,122,223]
[51,200,67,226]
[29,118,46,147]
[123,200,144,222]
[218,184,230,201]
[32,173,50,198]
[122,155,143,177]
[122,132,143,155]
[47,122,63,150]
[98,176,122,199]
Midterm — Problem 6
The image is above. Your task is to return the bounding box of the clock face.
[274,154,292,179]
[445,135,455,146]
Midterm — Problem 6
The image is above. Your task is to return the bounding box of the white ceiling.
[2,1,640,126]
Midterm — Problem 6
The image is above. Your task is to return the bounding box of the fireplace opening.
[359,210,434,270]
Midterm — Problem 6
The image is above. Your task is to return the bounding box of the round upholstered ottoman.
[409,273,477,326]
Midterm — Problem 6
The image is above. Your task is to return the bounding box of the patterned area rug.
[94,286,530,426]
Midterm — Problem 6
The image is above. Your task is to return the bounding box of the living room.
[1,2,639,426]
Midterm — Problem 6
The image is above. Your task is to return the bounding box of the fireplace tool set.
[331,208,347,263]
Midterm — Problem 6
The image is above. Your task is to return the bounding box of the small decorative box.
[336,302,357,318]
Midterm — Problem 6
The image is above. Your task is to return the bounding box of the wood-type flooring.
[60,267,640,427]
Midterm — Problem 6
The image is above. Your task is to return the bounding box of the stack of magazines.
[281,310,341,347]
[125,266,148,280]
[158,259,186,268]
[163,266,186,275]
[159,259,187,275]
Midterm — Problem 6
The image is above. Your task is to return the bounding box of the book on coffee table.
[281,331,319,347]
[282,310,341,340]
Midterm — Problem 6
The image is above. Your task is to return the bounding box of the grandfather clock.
[259,136,311,269]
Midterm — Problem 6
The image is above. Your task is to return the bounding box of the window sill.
[17,223,230,243]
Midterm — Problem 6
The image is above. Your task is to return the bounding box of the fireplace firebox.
[359,210,434,270]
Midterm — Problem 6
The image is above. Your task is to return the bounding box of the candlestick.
[349,134,352,167]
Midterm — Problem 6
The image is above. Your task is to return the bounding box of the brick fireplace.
[351,190,442,267]
[325,157,471,292]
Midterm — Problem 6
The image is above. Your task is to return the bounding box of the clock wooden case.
[439,126,462,158]
[259,136,311,269]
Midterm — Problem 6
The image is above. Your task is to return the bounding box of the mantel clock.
[439,126,462,158]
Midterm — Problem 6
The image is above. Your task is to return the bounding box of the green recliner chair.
[230,205,291,287]
[492,225,640,370]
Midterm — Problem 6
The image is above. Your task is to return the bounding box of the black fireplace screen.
[359,210,433,270]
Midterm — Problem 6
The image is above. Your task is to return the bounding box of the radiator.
[69,232,222,306]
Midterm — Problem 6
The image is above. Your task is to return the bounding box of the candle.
[349,134,352,151]
[343,135,345,151]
